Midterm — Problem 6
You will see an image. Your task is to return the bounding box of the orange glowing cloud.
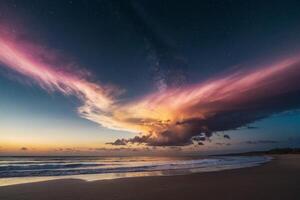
[108,58,300,145]
[1,24,300,146]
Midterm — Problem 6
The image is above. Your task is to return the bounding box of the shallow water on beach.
[0,156,272,186]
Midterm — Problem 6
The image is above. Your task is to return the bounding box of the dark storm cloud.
[106,139,127,146]
[224,135,230,139]
[107,133,193,146]
[192,136,206,142]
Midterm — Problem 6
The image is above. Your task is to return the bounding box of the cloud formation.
[1,24,300,147]
[112,58,300,146]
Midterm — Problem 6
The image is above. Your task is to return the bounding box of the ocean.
[0,155,271,186]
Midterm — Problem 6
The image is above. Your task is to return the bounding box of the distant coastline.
[215,147,300,156]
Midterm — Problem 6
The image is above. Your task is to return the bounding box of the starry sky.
[1,0,300,156]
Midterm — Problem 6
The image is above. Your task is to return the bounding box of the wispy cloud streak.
[0,25,120,129]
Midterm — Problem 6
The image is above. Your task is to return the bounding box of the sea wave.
[0,156,271,178]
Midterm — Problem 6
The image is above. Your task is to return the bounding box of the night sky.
[1,0,300,155]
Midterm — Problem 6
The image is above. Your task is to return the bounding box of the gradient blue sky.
[0,0,300,155]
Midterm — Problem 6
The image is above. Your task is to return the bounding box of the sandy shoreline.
[0,155,300,200]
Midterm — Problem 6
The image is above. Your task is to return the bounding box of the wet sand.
[0,155,300,200]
